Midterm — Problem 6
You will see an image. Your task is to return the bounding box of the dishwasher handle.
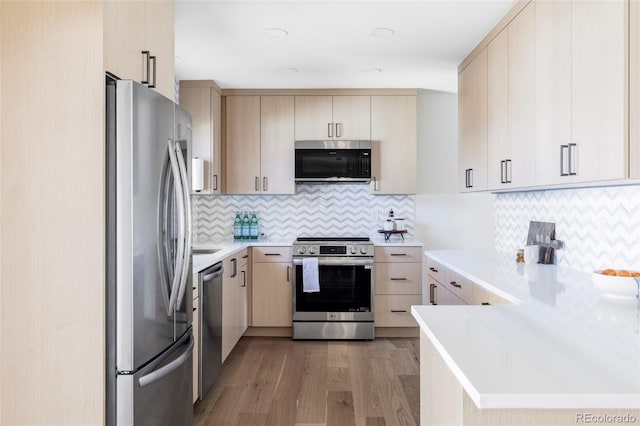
[201,262,223,282]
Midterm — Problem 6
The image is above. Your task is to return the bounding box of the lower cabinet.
[222,249,248,362]
[374,246,423,327]
[251,246,293,327]
[192,296,200,404]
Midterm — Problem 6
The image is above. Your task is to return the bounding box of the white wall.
[414,89,494,249]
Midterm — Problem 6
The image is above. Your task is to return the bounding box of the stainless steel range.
[292,237,374,340]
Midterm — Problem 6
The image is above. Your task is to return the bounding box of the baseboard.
[375,327,419,338]
[243,326,418,338]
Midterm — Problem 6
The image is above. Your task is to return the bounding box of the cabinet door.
[507,2,536,188]
[571,0,627,183]
[487,29,509,190]
[370,96,417,194]
[222,256,246,362]
[251,262,292,327]
[225,96,261,194]
[192,296,200,403]
[535,0,572,186]
[145,0,174,100]
[211,89,222,193]
[294,96,333,140]
[180,86,213,193]
[260,96,295,194]
[104,1,145,83]
[332,96,371,140]
[458,49,488,192]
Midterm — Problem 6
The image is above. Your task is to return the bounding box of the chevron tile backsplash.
[193,184,414,242]
[495,185,640,272]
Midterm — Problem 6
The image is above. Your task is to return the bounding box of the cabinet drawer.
[375,246,422,263]
[375,295,421,327]
[444,269,473,303]
[375,263,421,295]
[252,246,292,263]
[472,284,510,306]
[237,248,249,267]
[426,257,445,283]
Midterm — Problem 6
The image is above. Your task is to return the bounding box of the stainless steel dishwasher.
[198,261,223,400]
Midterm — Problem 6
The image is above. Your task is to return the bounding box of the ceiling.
[175,0,517,92]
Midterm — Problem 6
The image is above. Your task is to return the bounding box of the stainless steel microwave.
[294,140,372,183]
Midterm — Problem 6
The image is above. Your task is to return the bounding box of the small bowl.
[592,270,640,300]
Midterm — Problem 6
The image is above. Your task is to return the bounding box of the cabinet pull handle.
[286,265,291,282]
[390,277,407,281]
[231,258,237,278]
[429,284,436,305]
[336,123,342,138]
[372,176,379,191]
[241,270,246,287]
[429,267,438,273]
[390,309,407,313]
[192,286,196,290]
[141,51,151,84]
[560,145,569,176]
[505,159,512,183]
[242,254,249,259]
[264,253,281,256]
[328,123,333,138]
[263,176,268,192]
[149,55,157,88]
[450,281,461,288]
[390,253,407,256]
[568,143,577,176]
[481,302,491,306]
[193,307,196,312]
[500,160,505,184]
[468,168,473,188]
[213,174,218,191]
[255,176,260,191]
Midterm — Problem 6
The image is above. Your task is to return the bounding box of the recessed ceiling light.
[371,28,395,38]
[362,67,383,74]
[264,28,288,38]
[280,67,299,73]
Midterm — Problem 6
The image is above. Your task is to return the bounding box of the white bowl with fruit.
[592,269,640,300]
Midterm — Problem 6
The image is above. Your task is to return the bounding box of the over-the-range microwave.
[294,140,372,183]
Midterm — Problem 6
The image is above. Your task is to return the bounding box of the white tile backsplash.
[495,185,640,272]
[193,184,415,242]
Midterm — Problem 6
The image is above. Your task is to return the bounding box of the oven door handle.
[292,257,374,266]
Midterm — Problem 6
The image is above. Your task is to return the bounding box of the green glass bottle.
[241,211,250,240]
[233,211,242,240]
[250,211,259,240]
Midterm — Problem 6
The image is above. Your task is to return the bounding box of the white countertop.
[192,238,424,273]
[413,249,640,409]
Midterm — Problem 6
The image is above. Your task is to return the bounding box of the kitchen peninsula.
[413,249,640,425]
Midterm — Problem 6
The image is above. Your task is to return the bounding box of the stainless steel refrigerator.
[106,76,194,426]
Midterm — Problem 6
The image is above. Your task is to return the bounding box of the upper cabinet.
[458,48,488,192]
[294,95,371,140]
[179,81,223,194]
[225,95,296,195]
[370,96,417,194]
[487,2,536,190]
[536,0,627,186]
[631,0,640,179]
[104,0,175,100]
[460,0,629,192]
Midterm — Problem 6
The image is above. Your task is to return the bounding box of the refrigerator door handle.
[174,143,192,309]
[138,336,194,388]
[166,139,186,315]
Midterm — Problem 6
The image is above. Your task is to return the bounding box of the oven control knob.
[308,247,317,255]
[298,246,306,255]
[360,246,368,255]
[350,246,357,255]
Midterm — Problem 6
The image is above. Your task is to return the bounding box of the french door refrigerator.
[106,76,194,426]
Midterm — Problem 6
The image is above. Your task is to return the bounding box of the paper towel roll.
[192,157,204,192]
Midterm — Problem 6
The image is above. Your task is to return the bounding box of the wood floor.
[194,337,420,426]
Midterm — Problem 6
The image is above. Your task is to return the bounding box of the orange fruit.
[602,269,617,276]
[617,270,631,277]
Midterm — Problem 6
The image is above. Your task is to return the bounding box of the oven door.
[293,257,374,321]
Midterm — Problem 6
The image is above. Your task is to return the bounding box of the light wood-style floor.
[194,337,420,426]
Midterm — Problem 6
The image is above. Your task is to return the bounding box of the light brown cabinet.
[294,95,371,140]
[487,3,535,190]
[104,0,174,100]
[374,246,422,327]
[370,96,417,194]
[221,249,248,362]
[179,81,222,194]
[251,246,293,327]
[458,48,488,192]
[225,96,295,194]
[192,296,200,403]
